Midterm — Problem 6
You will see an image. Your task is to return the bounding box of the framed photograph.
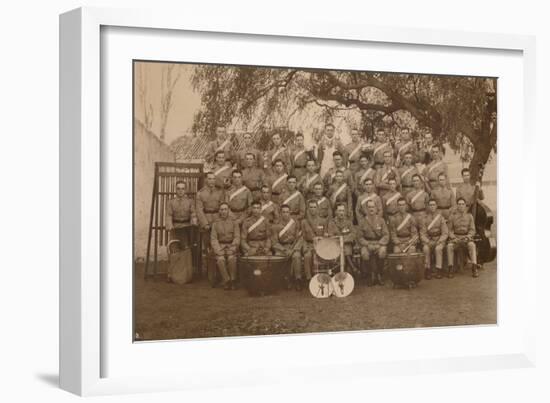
[60,7,536,396]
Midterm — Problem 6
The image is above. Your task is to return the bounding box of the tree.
[136,63,154,131]
[191,65,496,180]
[159,64,181,142]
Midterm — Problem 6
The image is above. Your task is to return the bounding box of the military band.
[168,126,486,289]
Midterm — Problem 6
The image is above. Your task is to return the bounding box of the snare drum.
[238,255,289,296]
[386,252,424,288]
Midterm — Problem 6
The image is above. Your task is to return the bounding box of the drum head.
[309,273,334,298]
[314,238,341,260]
[331,272,354,297]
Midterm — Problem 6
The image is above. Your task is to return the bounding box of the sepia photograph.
[133,60,497,342]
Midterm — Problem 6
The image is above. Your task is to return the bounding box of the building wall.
[134,120,175,259]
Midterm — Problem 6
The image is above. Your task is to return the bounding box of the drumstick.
[403,235,419,253]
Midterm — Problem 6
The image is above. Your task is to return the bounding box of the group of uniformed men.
[166,124,485,291]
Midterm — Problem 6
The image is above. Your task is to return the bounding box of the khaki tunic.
[323,166,353,189]
[394,140,417,166]
[353,166,376,196]
[225,185,253,223]
[260,200,280,224]
[371,141,393,166]
[196,186,225,228]
[328,182,353,217]
[374,165,400,197]
[455,183,484,208]
[237,146,263,169]
[398,164,419,196]
[210,217,240,255]
[211,163,232,190]
[331,217,356,255]
[420,212,448,244]
[344,141,366,172]
[241,215,272,255]
[430,187,456,219]
[356,192,383,220]
[357,215,390,245]
[298,173,323,200]
[423,159,449,190]
[242,167,265,196]
[289,146,309,180]
[389,212,418,246]
[265,147,291,172]
[206,139,234,165]
[165,196,196,229]
[279,190,306,221]
[382,190,402,218]
[448,212,475,239]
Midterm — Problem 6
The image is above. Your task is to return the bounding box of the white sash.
[248,216,266,234]
[229,186,247,202]
[381,168,393,182]
[359,168,374,184]
[373,142,389,157]
[213,165,230,177]
[361,193,377,205]
[283,191,300,206]
[272,174,288,190]
[317,196,327,206]
[385,192,401,206]
[411,190,425,204]
[331,183,347,203]
[427,213,442,230]
[305,173,319,188]
[348,143,363,160]
[271,148,284,162]
[294,149,306,162]
[427,160,443,175]
[400,166,415,180]
[260,201,273,212]
[397,141,413,155]
[278,219,295,238]
[396,214,412,232]
[215,139,230,152]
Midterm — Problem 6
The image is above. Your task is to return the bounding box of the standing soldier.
[356,178,383,221]
[394,128,416,167]
[225,170,252,225]
[271,204,304,290]
[389,198,418,253]
[280,175,306,222]
[353,154,376,197]
[370,128,393,168]
[299,159,323,201]
[301,200,337,281]
[455,167,484,209]
[430,173,456,221]
[289,132,310,181]
[259,185,280,224]
[310,182,332,220]
[358,199,390,286]
[328,170,353,219]
[420,199,448,280]
[211,151,232,190]
[265,132,291,173]
[423,146,449,191]
[242,152,265,201]
[382,178,402,220]
[210,202,240,290]
[406,174,430,223]
[331,203,357,272]
[236,132,263,170]
[344,128,366,173]
[399,151,419,197]
[196,172,225,253]
[265,159,288,205]
[374,150,400,198]
[241,201,272,256]
[447,198,480,278]
[205,126,233,166]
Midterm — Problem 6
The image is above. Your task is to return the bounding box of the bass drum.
[238,255,289,296]
[386,252,424,289]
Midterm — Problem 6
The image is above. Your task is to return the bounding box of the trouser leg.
[226,254,237,281]
[447,242,455,267]
[216,256,230,283]
[291,251,302,280]
[303,248,313,280]
[467,241,477,264]
[434,243,444,269]
[422,244,431,268]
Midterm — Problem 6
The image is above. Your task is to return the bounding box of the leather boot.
[435,269,443,279]
[447,266,454,279]
[425,268,432,280]
[376,258,385,286]
[472,264,479,278]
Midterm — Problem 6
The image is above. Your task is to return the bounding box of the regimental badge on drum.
[309,273,334,298]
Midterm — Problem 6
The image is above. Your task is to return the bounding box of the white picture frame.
[60,6,537,396]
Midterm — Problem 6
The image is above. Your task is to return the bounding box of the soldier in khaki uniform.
[455,167,484,209]
[394,128,417,167]
[205,126,234,166]
[331,203,357,270]
[279,175,306,222]
[241,201,272,256]
[422,146,449,192]
[389,198,418,253]
[310,182,332,220]
[406,174,430,223]
[420,199,449,280]
[301,200,337,281]
[398,151,419,197]
[259,185,280,224]
[236,132,263,170]
[430,173,456,220]
[289,132,310,181]
[271,204,303,290]
[323,151,353,189]
[374,150,400,198]
[299,159,323,201]
[210,202,240,290]
[356,178,383,222]
[370,128,393,168]
[353,154,375,197]
[242,152,265,201]
[382,178,402,220]
[344,128,366,173]
[265,159,288,205]
[447,198,480,278]
[211,150,232,190]
[327,170,353,218]
[265,132,291,174]
[358,199,390,286]
[196,172,226,255]
[225,170,253,224]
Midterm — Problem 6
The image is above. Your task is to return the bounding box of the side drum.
[386,252,424,289]
[238,256,289,296]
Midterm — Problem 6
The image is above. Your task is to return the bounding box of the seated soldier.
[389,197,418,253]
[447,197,480,278]
[331,203,357,273]
[210,203,240,290]
[301,199,337,281]
[279,175,306,222]
[431,172,456,221]
[241,201,272,256]
[358,199,390,286]
[356,178,383,222]
[420,199,449,280]
[328,170,353,219]
[310,182,332,220]
[259,185,280,224]
[271,204,303,291]
[382,177,402,220]
[225,170,252,224]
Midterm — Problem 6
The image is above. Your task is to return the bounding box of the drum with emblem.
[238,255,289,296]
[386,252,424,289]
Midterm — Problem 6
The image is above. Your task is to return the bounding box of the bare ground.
[134,259,496,341]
